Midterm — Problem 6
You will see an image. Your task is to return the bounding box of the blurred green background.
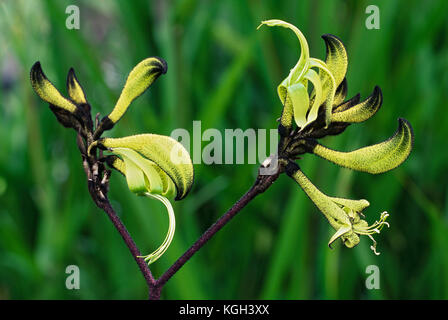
[0,0,447,299]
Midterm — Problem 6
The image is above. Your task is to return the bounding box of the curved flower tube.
[286,162,389,254]
[310,118,413,174]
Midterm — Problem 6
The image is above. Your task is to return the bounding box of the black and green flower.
[30,57,193,264]
[259,19,413,253]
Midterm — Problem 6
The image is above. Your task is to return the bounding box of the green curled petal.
[66,68,88,105]
[104,57,167,126]
[258,19,310,84]
[331,86,382,123]
[309,58,336,127]
[321,34,348,87]
[107,152,177,264]
[328,226,352,248]
[95,134,194,200]
[312,118,414,174]
[30,62,78,113]
[111,147,164,195]
[341,232,360,249]
[303,69,322,124]
[158,170,176,199]
[116,148,175,198]
[138,193,176,265]
[121,152,148,194]
[288,82,309,128]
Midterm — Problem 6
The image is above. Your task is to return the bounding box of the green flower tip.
[268,18,413,256]
[329,203,390,255]
[31,57,192,266]
[289,168,390,255]
[258,19,339,130]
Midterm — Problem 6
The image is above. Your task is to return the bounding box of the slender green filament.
[138,193,176,265]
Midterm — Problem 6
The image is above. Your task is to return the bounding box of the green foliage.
[0,0,447,299]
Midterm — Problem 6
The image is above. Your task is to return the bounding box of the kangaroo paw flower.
[31,56,193,266]
[95,137,193,265]
[97,57,167,133]
[258,19,337,133]
[286,162,389,254]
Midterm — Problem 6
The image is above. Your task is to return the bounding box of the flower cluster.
[29,19,415,262]
[30,57,194,264]
[259,19,414,254]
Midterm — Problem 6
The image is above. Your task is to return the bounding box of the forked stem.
[155,169,282,293]
[88,153,282,299]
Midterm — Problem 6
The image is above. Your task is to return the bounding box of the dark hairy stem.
[87,181,157,289]
[154,169,282,297]
[85,134,282,299]
[89,170,280,300]
[80,123,158,297]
